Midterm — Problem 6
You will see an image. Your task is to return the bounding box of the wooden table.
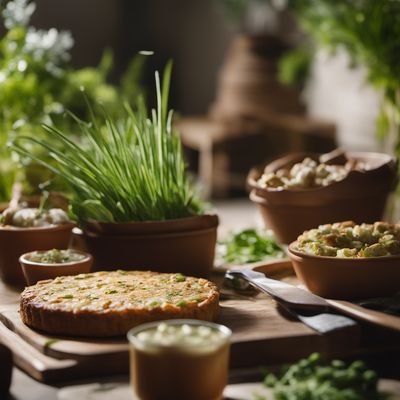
[4,200,400,399]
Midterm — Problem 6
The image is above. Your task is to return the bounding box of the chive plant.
[12,62,203,224]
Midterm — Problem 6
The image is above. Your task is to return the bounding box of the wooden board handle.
[0,322,76,381]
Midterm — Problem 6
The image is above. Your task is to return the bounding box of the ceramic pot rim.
[288,241,400,263]
[0,222,75,232]
[86,213,218,226]
[249,190,387,206]
[19,250,92,267]
[247,150,397,195]
[84,214,219,236]
[81,226,218,240]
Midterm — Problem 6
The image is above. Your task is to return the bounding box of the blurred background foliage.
[0,0,145,201]
[220,0,400,143]
[287,0,400,145]
[1,0,399,201]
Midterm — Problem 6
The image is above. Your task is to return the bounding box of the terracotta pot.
[210,34,304,119]
[248,151,397,243]
[0,343,12,397]
[20,250,92,286]
[288,242,400,299]
[73,215,219,278]
[0,223,75,287]
[85,214,218,236]
[251,190,389,245]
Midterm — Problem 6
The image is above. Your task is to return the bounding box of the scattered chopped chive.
[175,273,186,282]
[44,339,60,348]
[117,270,127,275]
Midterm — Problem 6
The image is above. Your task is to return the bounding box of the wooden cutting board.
[0,264,399,383]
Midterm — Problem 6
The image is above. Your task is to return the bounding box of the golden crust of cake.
[20,270,219,337]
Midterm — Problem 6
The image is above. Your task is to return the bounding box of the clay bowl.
[248,151,397,244]
[0,223,75,287]
[72,215,219,278]
[250,190,390,245]
[20,250,93,286]
[288,242,400,300]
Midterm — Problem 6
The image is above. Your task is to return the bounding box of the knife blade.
[226,269,330,311]
[225,269,358,334]
[283,308,358,334]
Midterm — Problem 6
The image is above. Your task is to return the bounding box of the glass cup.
[127,319,232,400]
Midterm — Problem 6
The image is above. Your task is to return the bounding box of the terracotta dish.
[248,151,397,243]
[73,214,219,278]
[75,227,217,278]
[288,242,400,300]
[19,250,92,286]
[85,214,218,236]
[0,223,75,287]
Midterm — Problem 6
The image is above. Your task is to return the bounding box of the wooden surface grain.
[0,269,366,383]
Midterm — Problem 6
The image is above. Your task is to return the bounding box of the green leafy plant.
[12,62,203,224]
[217,228,284,265]
[278,45,313,88]
[288,0,400,146]
[262,353,383,400]
[0,0,144,200]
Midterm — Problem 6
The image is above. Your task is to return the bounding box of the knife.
[225,269,358,334]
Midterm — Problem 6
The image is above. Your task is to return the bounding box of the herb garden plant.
[13,62,218,275]
[13,62,203,224]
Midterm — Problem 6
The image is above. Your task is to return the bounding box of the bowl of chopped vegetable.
[248,150,397,244]
[20,249,92,286]
[288,221,400,299]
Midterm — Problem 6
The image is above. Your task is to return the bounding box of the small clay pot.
[73,215,219,278]
[248,151,397,243]
[0,343,12,397]
[20,250,93,286]
[0,223,75,287]
[288,242,400,299]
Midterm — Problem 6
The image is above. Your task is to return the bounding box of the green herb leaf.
[175,273,186,282]
[176,300,187,308]
[11,63,204,223]
[44,338,60,348]
[217,228,284,265]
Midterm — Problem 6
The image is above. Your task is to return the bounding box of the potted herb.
[13,63,219,277]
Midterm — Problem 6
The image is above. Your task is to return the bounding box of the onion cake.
[20,270,219,337]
